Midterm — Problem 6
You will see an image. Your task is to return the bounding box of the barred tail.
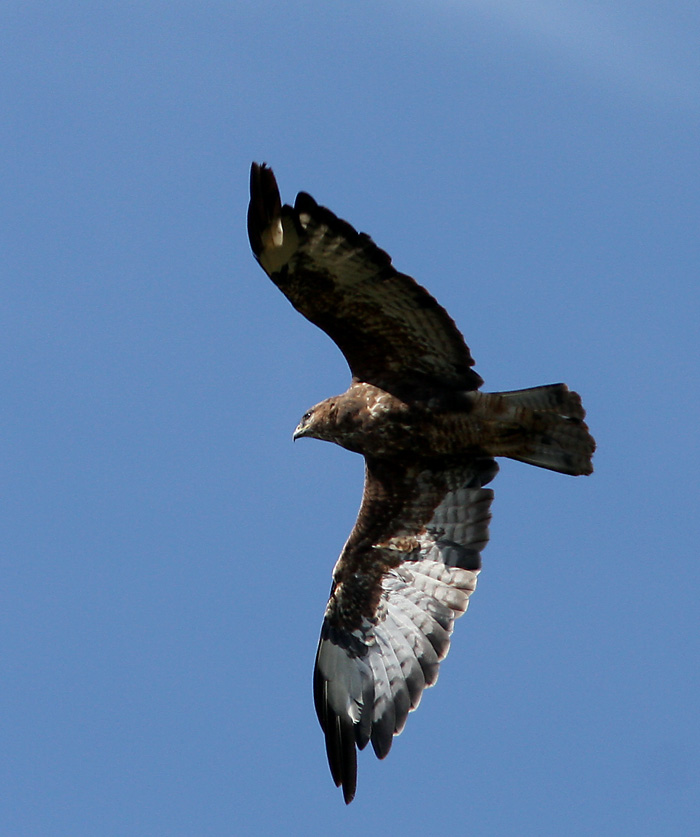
[494,384,595,476]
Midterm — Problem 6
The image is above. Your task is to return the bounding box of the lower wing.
[314,457,497,802]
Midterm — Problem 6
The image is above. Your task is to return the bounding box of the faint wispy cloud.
[444,0,700,111]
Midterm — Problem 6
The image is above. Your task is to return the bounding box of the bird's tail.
[486,384,595,476]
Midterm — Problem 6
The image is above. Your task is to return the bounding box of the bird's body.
[296,381,591,469]
[247,163,595,803]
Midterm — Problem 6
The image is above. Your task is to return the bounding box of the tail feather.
[495,384,595,476]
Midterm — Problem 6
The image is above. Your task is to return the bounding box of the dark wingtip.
[294,190,318,214]
[343,780,356,805]
[247,162,281,258]
[314,642,358,804]
[324,713,358,804]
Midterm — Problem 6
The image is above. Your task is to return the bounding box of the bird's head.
[293,398,338,442]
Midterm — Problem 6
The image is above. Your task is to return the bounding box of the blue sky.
[3,2,699,834]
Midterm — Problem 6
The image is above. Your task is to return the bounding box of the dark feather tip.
[247,162,281,257]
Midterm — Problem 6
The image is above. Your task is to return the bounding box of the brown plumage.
[247,162,595,803]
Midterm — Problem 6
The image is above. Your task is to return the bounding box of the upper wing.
[314,456,497,803]
[248,163,483,394]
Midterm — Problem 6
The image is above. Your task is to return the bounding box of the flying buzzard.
[247,163,595,803]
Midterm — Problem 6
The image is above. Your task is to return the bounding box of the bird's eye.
[303,410,313,423]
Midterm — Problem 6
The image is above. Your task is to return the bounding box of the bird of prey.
[247,162,595,803]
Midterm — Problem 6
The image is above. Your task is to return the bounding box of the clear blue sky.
[3,2,699,835]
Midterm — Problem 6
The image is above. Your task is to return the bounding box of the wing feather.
[367,644,398,759]
[313,457,497,802]
[381,609,426,709]
[248,162,483,394]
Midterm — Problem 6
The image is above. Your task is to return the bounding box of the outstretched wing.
[248,163,483,394]
[314,456,497,803]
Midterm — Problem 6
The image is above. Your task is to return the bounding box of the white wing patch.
[258,215,300,275]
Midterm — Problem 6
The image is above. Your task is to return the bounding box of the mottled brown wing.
[314,456,497,803]
[248,163,483,394]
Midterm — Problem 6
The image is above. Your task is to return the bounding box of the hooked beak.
[292,422,307,442]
